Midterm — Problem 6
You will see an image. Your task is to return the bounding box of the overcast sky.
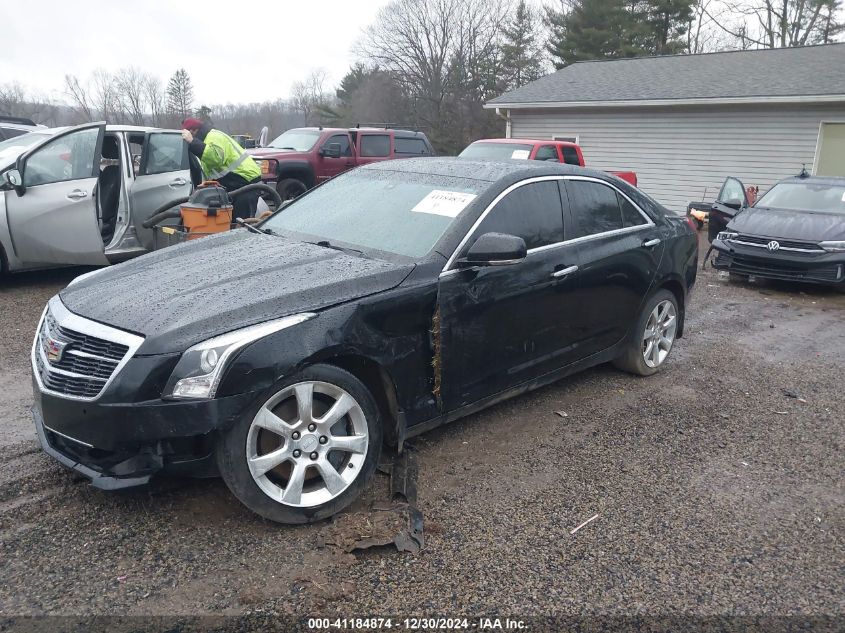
[2,0,393,105]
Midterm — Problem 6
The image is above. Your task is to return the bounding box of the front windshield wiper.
[305,240,363,256]
[234,218,277,236]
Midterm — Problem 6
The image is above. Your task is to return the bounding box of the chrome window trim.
[441,175,655,275]
[31,296,145,402]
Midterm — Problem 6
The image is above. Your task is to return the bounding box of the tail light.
[686,216,698,231]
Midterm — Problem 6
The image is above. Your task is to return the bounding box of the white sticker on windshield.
[412,190,477,218]
[842,191,845,202]
[511,149,530,159]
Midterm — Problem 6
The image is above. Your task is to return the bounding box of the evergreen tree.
[195,104,212,122]
[500,1,546,89]
[546,0,648,68]
[166,69,194,120]
[644,0,696,54]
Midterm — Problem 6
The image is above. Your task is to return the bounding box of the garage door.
[815,123,845,177]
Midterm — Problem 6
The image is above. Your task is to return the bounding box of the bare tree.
[64,74,94,122]
[91,69,122,122]
[143,75,166,127]
[703,0,843,48]
[291,69,332,125]
[115,67,148,125]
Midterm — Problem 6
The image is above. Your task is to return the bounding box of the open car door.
[709,177,748,242]
[4,122,108,266]
[129,131,193,251]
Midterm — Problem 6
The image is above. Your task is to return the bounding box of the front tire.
[216,364,382,524]
[276,178,308,201]
[613,289,679,377]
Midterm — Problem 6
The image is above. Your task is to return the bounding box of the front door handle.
[66,189,88,200]
[642,238,661,248]
[169,177,188,187]
[552,265,579,279]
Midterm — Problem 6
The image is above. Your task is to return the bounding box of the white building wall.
[508,103,845,211]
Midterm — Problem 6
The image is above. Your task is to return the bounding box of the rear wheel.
[216,364,382,524]
[276,178,308,201]
[613,290,679,377]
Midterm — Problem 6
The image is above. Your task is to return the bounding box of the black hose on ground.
[142,197,190,228]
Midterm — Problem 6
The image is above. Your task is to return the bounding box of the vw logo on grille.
[767,240,780,252]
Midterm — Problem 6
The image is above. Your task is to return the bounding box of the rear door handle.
[169,177,188,187]
[552,265,579,279]
[642,238,661,248]
[66,189,88,200]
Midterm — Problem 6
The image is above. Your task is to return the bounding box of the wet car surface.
[1,233,843,620]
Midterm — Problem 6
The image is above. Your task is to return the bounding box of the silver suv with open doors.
[0,122,199,275]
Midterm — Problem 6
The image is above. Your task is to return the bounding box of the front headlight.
[716,231,738,242]
[819,241,845,253]
[167,313,317,400]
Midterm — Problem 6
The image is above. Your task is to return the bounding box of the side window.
[360,134,390,157]
[322,134,352,157]
[717,177,746,205]
[394,137,430,156]
[533,145,559,162]
[561,146,580,165]
[23,127,99,187]
[471,181,563,250]
[142,134,187,175]
[566,180,624,237]
[618,192,647,227]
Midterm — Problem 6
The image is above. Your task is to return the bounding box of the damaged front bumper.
[32,381,259,490]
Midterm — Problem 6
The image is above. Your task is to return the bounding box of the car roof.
[291,126,428,137]
[470,138,579,146]
[0,122,41,132]
[360,156,606,182]
[776,175,845,186]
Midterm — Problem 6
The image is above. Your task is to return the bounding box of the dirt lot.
[0,236,843,630]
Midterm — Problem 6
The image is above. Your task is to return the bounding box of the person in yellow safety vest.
[181,118,263,219]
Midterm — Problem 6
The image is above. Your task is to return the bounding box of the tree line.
[1,0,841,153]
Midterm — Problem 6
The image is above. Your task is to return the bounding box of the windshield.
[262,169,487,258]
[266,129,321,151]
[459,142,534,160]
[0,132,52,162]
[756,182,845,215]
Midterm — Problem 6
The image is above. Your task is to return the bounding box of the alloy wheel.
[246,381,369,508]
[642,300,677,368]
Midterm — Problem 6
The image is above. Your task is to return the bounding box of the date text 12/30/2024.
[307,618,528,630]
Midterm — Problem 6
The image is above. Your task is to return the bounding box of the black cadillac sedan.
[32,158,697,524]
[711,175,845,289]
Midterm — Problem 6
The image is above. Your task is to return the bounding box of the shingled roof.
[487,43,845,108]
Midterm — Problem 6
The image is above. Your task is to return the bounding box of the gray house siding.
[508,103,845,212]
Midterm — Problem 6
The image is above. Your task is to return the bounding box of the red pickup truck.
[459,138,638,186]
[248,126,435,200]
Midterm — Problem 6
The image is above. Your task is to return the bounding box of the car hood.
[728,206,845,242]
[59,231,413,355]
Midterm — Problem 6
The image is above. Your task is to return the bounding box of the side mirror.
[4,169,24,195]
[723,198,744,211]
[319,142,342,159]
[461,232,527,267]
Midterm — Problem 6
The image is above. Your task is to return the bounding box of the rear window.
[394,137,430,156]
[561,146,580,165]
[360,134,390,157]
[459,142,534,161]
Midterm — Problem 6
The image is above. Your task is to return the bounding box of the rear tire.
[613,289,679,377]
[216,364,382,524]
[276,178,308,201]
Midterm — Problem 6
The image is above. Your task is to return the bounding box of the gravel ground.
[0,237,843,631]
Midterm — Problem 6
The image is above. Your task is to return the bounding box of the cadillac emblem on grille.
[767,240,780,252]
[45,336,67,363]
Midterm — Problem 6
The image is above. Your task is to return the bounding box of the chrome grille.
[733,234,824,253]
[32,298,144,401]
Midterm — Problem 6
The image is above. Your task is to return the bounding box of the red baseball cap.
[182,118,203,130]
